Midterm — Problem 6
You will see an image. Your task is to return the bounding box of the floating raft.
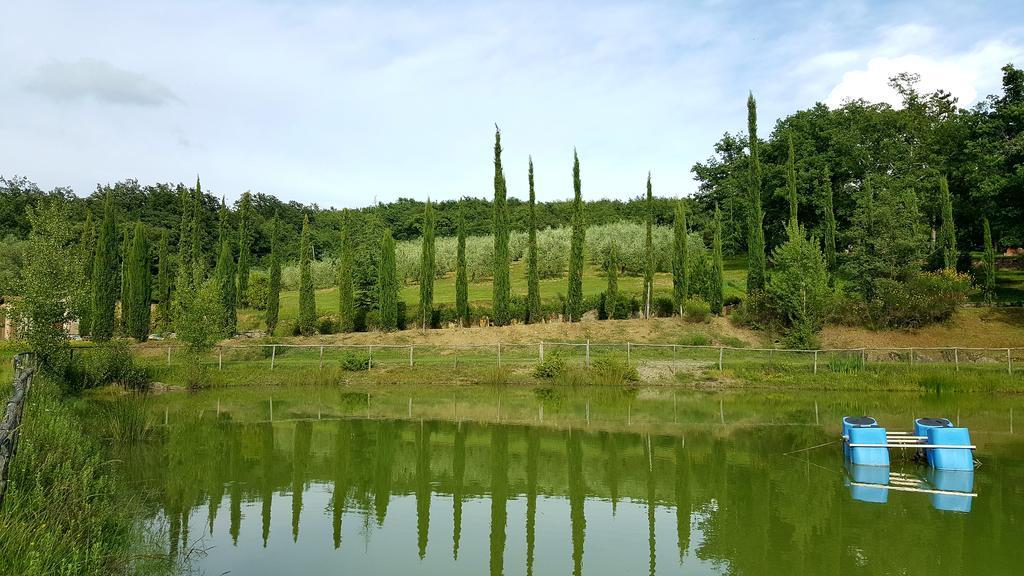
[841,416,976,470]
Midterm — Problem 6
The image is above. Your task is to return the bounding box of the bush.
[598,291,634,320]
[677,332,711,346]
[867,270,974,329]
[764,224,831,346]
[246,270,270,310]
[317,315,337,335]
[533,354,568,379]
[591,357,639,383]
[683,296,711,323]
[653,296,675,318]
[71,341,150,392]
[339,351,370,371]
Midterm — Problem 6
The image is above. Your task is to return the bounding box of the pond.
[115,385,1024,575]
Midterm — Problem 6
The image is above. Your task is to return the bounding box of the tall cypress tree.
[378,228,398,331]
[786,133,798,225]
[338,209,356,332]
[79,211,96,336]
[123,221,152,341]
[298,215,317,335]
[155,229,171,328]
[982,217,996,302]
[455,207,469,327]
[605,242,619,320]
[672,201,689,313]
[173,187,194,332]
[566,149,585,321]
[191,177,205,286]
[118,226,131,334]
[821,167,837,279]
[91,194,118,341]
[938,176,958,270]
[491,126,511,325]
[643,172,654,317]
[746,93,766,293]
[266,216,281,335]
[419,199,436,329]
[236,191,253,306]
[526,157,542,323]
[215,199,237,337]
[710,205,725,314]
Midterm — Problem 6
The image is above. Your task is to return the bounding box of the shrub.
[764,224,831,347]
[246,270,270,310]
[533,354,568,379]
[71,341,150,392]
[598,292,634,320]
[677,333,711,346]
[317,315,337,335]
[653,296,675,318]
[592,357,639,383]
[339,351,370,371]
[683,296,711,323]
[867,270,974,328]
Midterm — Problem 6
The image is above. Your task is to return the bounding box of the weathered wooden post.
[539,341,544,362]
[166,346,171,366]
[627,341,631,365]
[497,342,502,367]
[1008,348,1013,375]
[954,348,959,372]
[408,345,413,367]
[719,347,724,371]
[813,350,818,374]
[368,345,373,370]
[319,345,324,370]
[270,345,276,370]
[218,348,223,370]
[585,340,591,369]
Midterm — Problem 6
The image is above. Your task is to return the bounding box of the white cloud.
[25,58,180,106]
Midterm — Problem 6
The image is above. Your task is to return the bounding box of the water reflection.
[122,399,1024,576]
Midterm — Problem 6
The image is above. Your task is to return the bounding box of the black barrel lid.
[917,417,952,427]
[844,416,875,426]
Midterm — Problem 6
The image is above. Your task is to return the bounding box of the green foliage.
[338,209,356,332]
[785,132,798,225]
[683,296,711,323]
[78,211,95,336]
[982,217,996,301]
[297,215,316,335]
[526,158,542,323]
[643,173,654,314]
[378,228,399,330]
[91,194,118,341]
[155,229,171,329]
[710,205,724,314]
[237,191,253,305]
[19,201,83,373]
[266,217,281,334]
[765,223,831,347]
[533,354,568,379]
[190,177,205,286]
[491,127,511,325]
[938,176,958,270]
[566,150,585,321]
[418,199,436,328]
[70,341,150,392]
[246,269,270,310]
[591,357,639,383]
[866,269,974,328]
[176,278,223,352]
[604,242,619,319]
[122,222,151,341]
[455,208,469,326]
[746,93,767,293]
[339,350,370,371]
[672,201,688,308]
[215,202,237,337]
[821,167,837,278]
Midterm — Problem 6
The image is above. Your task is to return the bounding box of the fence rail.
[0,353,35,508]
[133,341,1024,376]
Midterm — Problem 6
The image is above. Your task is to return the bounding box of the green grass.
[239,258,748,332]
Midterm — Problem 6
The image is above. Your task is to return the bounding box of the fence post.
[497,342,501,367]
[813,350,818,374]
[861,348,866,369]
[627,342,631,365]
[269,395,273,422]
[270,345,276,370]
[539,341,544,362]
[586,340,590,369]
[909,347,914,367]
[409,345,414,367]
[166,346,171,366]
[1008,348,1013,375]
[718,347,724,371]
[218,348,223,370]
[368,345,373,370]
[319,345,324,370]
[954,348,959,372]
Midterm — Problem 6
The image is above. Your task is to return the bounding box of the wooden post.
[719,398,725,425]
[861,348,867,369]
[627,342,631,365]
[813,350,818,374]
[586,400,590,426]
[319,345,324,370]
[1008,348,1013,375]
[719,347,724,371]
[954,348,959,372]
[368,345,373,370]
[409,345,413,367]
[585,340,590,369]
[539,341,544,362]
[270,345,276,370]
[166,346,171,366]
[815,401,819,425]
[497,342,501,367]
[218,349,223,370]
[909,348,914,367]
[269,395,274,422]
[408,397,412,418]
[164,407,168,426]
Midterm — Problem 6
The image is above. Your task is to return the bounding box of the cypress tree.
[455,208,469,327]
[419,199,436,329]
[173,187,194,332]
[118,226,131,334]
[90,194,118,341]
[526,157,542,323]
[378,228,398,330]
[266,216,281,335]
[215,199,237,337]
[298,215,317,335]
[983,217,996,302]
[821,167,837,278]
[643,172,654,318]
[237,191,253,306]
[492,126,511,325]
[605,242,619,320]
[566,149,585,321]
[123,221,152,341]
[338,209,356,332]
[710,205,725,314]
[786,133,798,225]
[79,211,95,336]
[938,176,958,270]
[746,93,767,293]
[672,201,689,314]
[155,229,171,328]
[191,177,205,286]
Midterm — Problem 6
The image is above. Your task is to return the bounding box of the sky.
[1,0,1021,208]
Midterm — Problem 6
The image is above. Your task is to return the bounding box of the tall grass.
[97,394,154,443]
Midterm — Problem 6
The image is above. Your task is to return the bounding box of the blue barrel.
[842,416,878,459]
[845,462,890,504]
[928,469,974,513]
[849,426,889,466]
[927,427,974,471]
[914,418,953,466]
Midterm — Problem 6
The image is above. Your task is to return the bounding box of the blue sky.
[1,0,1021,207]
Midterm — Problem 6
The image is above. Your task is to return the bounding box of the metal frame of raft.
[841,416,976,470]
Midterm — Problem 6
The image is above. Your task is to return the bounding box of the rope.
[782,439,839,456]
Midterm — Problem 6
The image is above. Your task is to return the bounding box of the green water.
[117,386,1024,575]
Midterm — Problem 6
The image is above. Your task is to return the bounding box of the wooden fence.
[0,353,35,508]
